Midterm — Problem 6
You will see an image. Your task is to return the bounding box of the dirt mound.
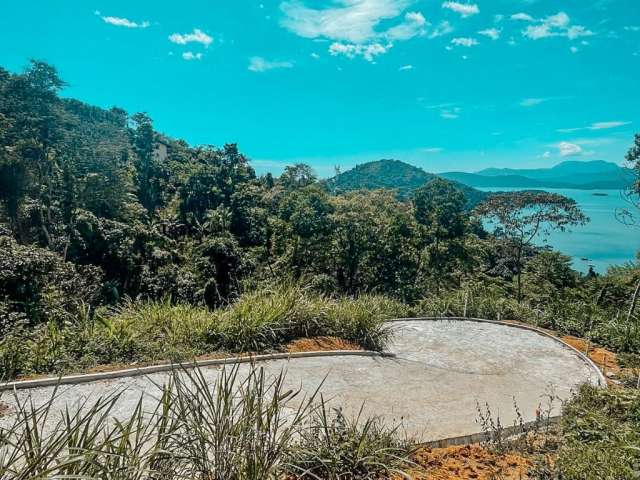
[284,336,363,353]
[400,444,531,480]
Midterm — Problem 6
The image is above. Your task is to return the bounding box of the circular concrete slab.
[0,319,601,441]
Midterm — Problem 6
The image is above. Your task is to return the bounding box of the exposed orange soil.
[398,444,532,480]
[560,335,620,376]
[284,336,362,353]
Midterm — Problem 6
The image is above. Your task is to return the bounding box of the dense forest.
[2,60,640,478]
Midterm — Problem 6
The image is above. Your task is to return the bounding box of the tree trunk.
[628,280,640,322]
[516,244,523,304]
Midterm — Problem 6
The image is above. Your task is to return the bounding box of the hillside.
[445,160,633,189]
[325,159,487,207]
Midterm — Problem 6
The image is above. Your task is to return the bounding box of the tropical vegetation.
[1,60,640,479]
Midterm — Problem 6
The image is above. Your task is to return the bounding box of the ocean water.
[477,188,640,273]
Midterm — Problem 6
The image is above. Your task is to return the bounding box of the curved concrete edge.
[388,316,607,387]
[1,316,606,391]
[421,415,561,449]
[0,350,395,391]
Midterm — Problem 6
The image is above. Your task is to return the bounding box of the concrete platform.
[0,319,602,441]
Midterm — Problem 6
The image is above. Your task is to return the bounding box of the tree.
[278,163,317,190]
[274,185,334,278]
[412,179,471,291]
[619,133,640,226]
[476,191,588,302]
[130,113,158,214]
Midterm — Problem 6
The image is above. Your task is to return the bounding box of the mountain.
[325,159,488,207]
[444,160,633,190]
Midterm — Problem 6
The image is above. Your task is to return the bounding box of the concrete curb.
[1,316,605,391]
[0,350,395,391]
[387,316,608,387]
[421,415,561,449]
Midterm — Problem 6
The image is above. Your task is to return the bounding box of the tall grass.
[286,402,412,479]
[0,284,409,380]
[0,366,412,479]
[531,384,640,479]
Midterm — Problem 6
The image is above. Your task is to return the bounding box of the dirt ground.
[396,444,532,480]
[560,335,620,376]
[284,336,362,353]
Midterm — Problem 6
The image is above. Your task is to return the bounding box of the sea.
[477,188,640,273]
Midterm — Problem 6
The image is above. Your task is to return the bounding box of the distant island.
[324,159,488,208]
[439,160,633,190]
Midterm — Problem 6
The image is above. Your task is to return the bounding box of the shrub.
[285,403,412,479]
[0,235,103,330]
[552,385,640,480]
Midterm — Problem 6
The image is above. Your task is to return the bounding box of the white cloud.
[429,21,454,38]
[442,2,479,18]
[570,46,578,53]
[182,51,203,61]
[542,151,552,158]
[519,97,548,107]
[557,141,583,157]
[329,41,392,61]
[421,147,444,153]
[169,29,213,47]
[310,52,320,59]
[522,12,593,41]
[440,106,461,119]
[589,121,631,130]
[624,26,640,32]
[248,56,293,72]
[511,12,534,22]
[451,37,478,47]
[280,0,412,43]
[386,11,427,40]
[557,121,632,133]
[101,15,150,28]
[280,1,426,61]
[399,64,414,70]
[478,28,501,40]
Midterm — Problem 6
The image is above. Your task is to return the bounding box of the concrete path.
[0,320,601,442]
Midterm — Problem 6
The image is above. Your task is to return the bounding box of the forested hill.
[324,159,488,207]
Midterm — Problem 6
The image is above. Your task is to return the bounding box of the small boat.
[592,192,608,196]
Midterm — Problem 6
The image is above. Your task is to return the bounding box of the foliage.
[0,284,407,380]
[286,403,412,479]
[476,191,588,302]
[547,385,640,480]
[0,235,103,330]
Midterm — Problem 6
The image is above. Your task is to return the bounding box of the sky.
[1,0,639,177]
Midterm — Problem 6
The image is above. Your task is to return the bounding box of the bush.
[286,403,412,479]
[0,235,103,330]
[551,385,640,480]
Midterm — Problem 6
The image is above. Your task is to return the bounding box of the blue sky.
[1,0,639,176]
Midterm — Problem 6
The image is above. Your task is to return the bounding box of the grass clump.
[0,284,407,380]
[286,402,412,480]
